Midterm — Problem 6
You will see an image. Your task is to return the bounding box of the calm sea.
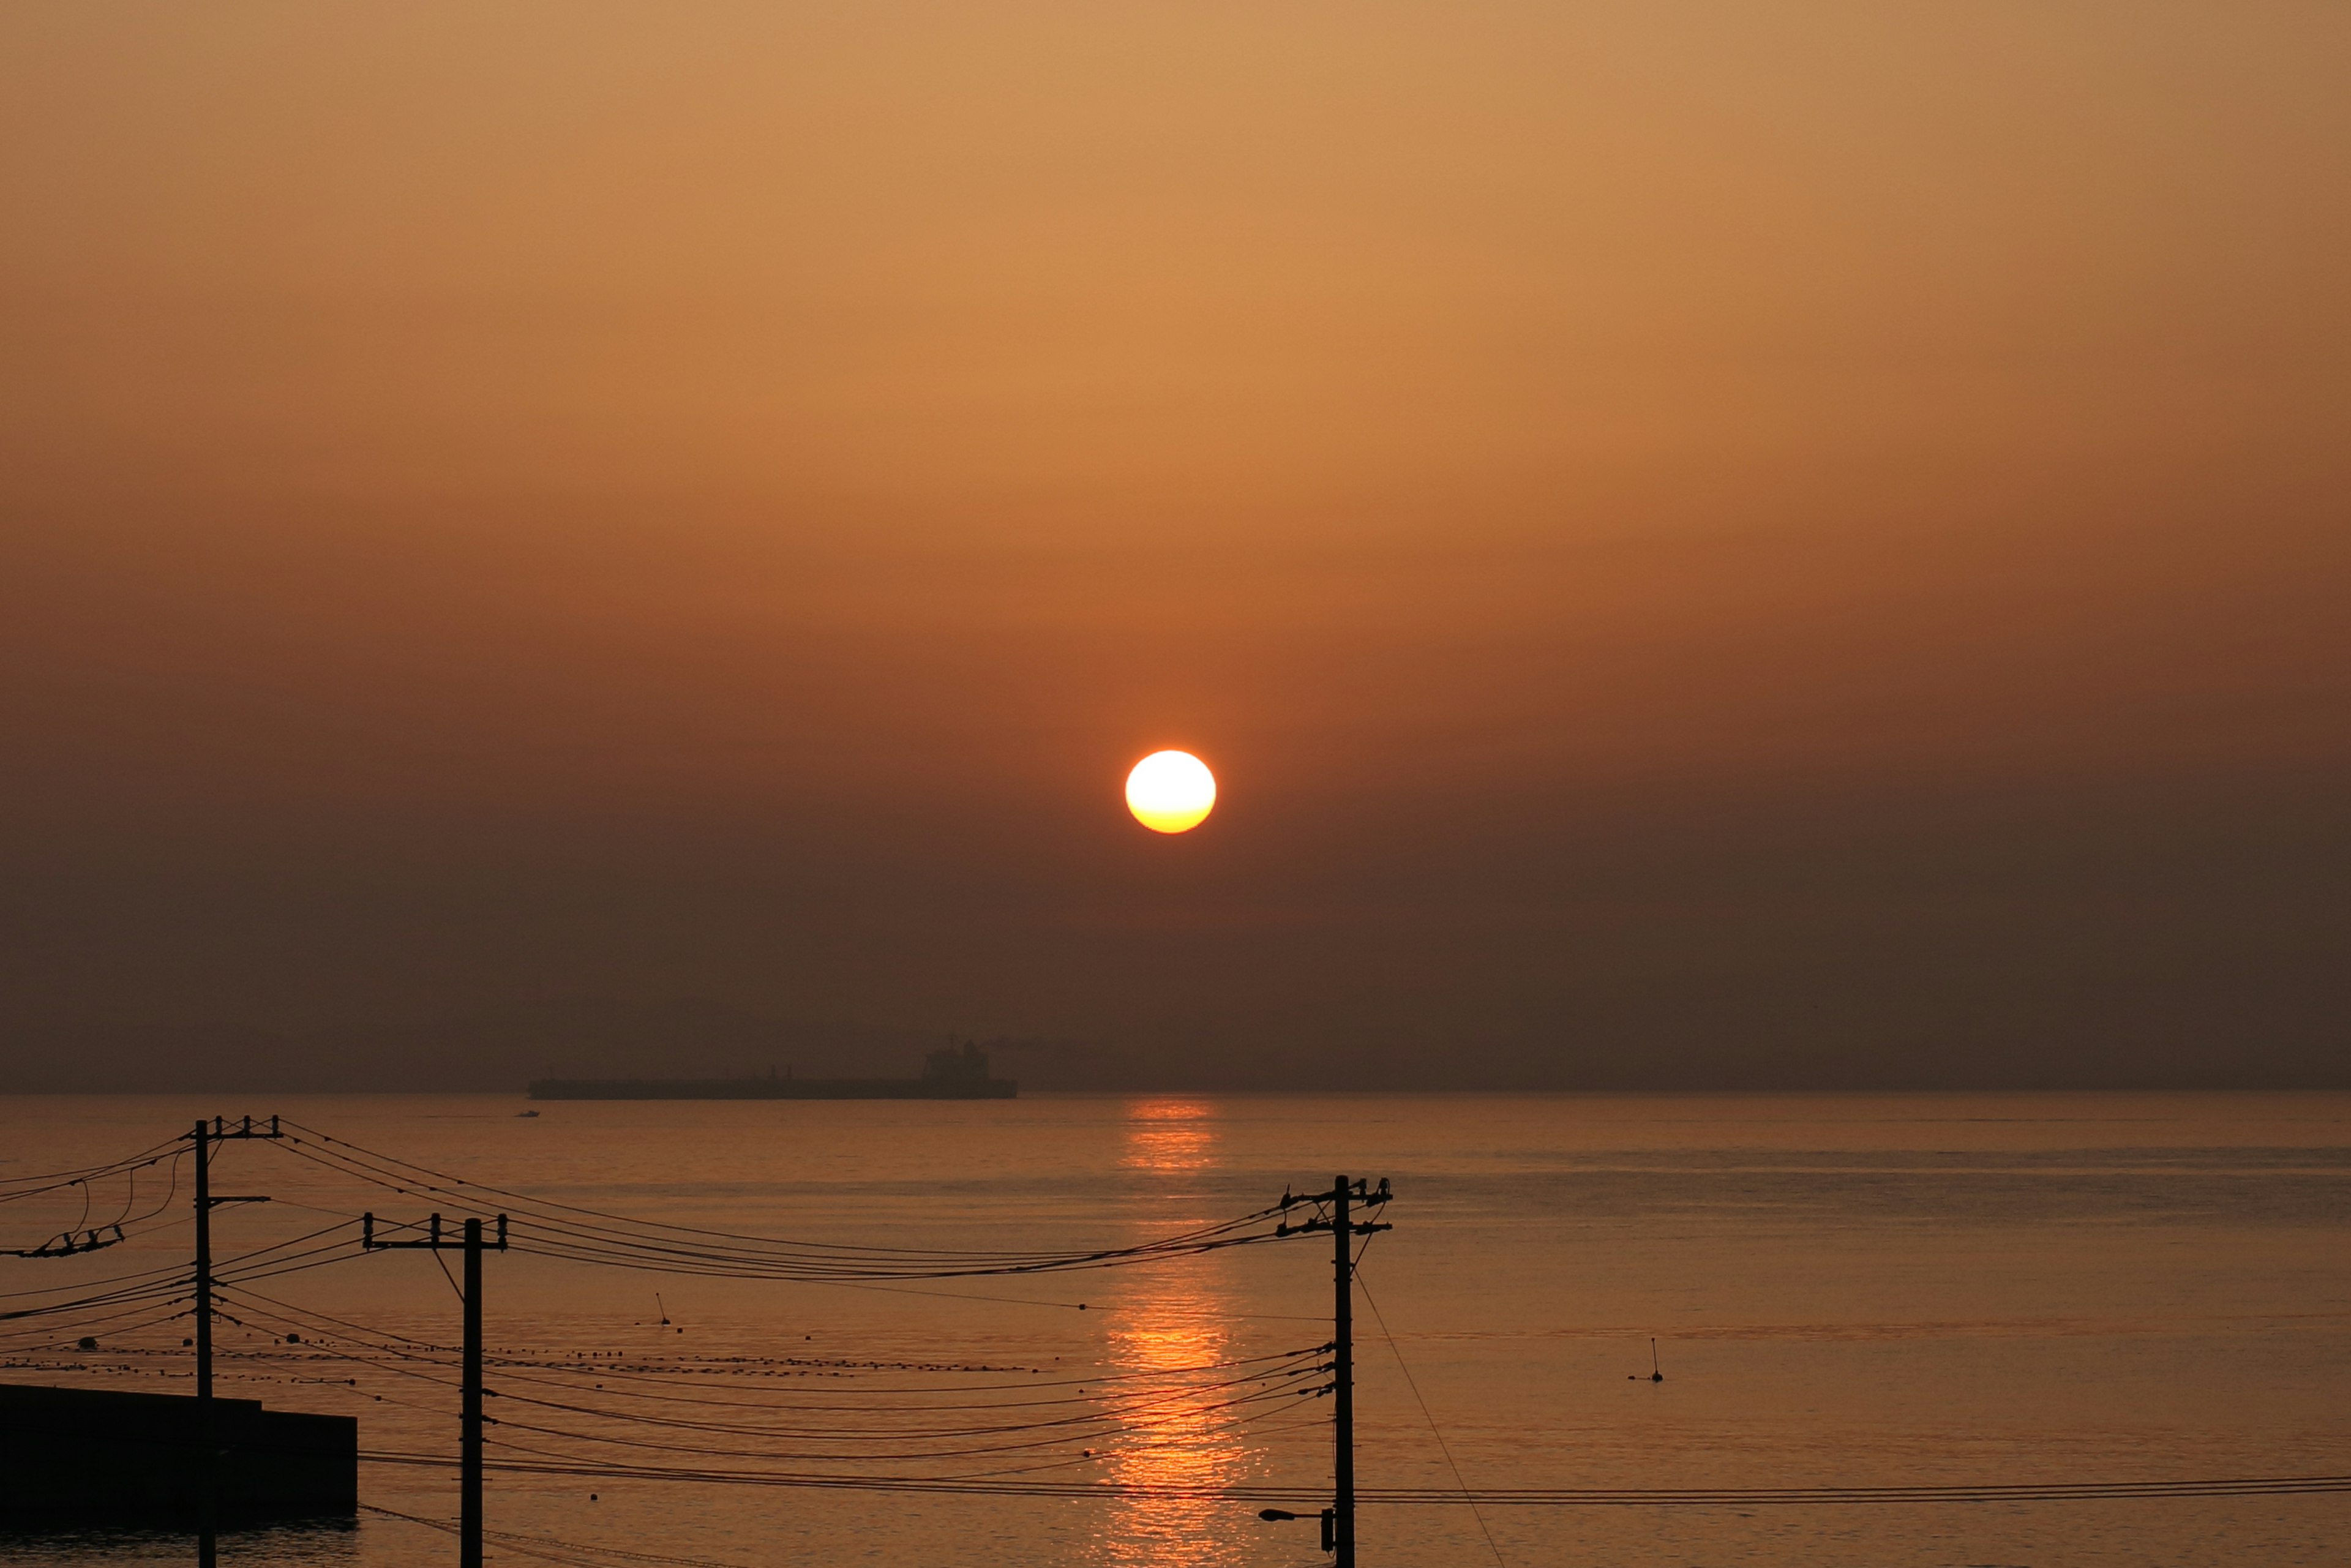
[2,1092,2346,1566]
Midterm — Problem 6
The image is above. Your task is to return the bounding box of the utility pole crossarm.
[1275,1217,1392,1237]
[201,1115,286,1143]
[360,1212,509,1251]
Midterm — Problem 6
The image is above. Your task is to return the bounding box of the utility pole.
[190,1115,281,1568]
[1273,1175,1391,1566]
[192,1120,211,1568]
[366,1210,508,1567]
[1332,1174,1355,1567]
[463,1218,484,1563]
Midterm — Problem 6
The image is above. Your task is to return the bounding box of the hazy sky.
[4,3,2346,1086]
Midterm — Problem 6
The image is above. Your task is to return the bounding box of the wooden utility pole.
[1332,1173,1355,1567]
[462,1218,484,1568]
[190,1115,280,1567]
[192,1119,214,1568]
[365,1210,506,1567]
[1273,1176,1390,1564]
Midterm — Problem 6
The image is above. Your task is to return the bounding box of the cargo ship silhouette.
[528,1039,1016,1100]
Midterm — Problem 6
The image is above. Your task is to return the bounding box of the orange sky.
[3,4,2346,1086]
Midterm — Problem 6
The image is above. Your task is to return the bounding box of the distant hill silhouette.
[3,1000,1129,1094]
[3,997,2341,1093]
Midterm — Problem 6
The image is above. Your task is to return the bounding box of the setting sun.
[1125,751,1216,834]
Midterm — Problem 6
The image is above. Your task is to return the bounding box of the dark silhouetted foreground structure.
[0,1384,357,1524]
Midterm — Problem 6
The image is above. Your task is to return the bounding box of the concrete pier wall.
[0,1383,358,1523]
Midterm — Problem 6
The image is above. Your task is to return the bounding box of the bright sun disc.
[1125,750,1216,833]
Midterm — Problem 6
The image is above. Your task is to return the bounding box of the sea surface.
[2,1092,2345,1567]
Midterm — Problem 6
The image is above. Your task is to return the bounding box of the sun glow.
[1125,750,1216,834]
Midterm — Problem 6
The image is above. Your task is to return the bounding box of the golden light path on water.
[1095,1099,1250,1567]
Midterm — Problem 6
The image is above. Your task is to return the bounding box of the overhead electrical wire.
[0,1220,356,1330]
[1235,1446,2351,1504]
[362,1503,609,1568]
[0,1250,188,1306]
[0,1134,189,1204]
[489,1357,1330,1441]
[347,1447,2351,1506]
[0,1296,195,1350]
[219,1283,1321,1393]
[265,1121,1328,1280]
[480,1375,1330,1466]
[487,1349,1333,1414]
[1354,1248,1507,1568]
[217,1285,1326,1455]
[217,1286,1324,1442]
[364,1502,766,1568]
[1,1155,189,1260]
[7,1120,1350,1528]
[204,1277,1331,1496]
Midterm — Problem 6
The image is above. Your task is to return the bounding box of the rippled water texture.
[3,1092,2345,1565]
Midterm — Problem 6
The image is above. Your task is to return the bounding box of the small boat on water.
[516,1109,541,1118]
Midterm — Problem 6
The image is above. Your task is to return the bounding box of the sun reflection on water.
[1117,1097,1221,1174]
[1094,1099,1248,1567]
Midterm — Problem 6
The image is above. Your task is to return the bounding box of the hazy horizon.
[4,3,2346,1093]
[6,996,2345,1096]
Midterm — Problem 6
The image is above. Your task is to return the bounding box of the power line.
[1355,1251,1506,1568]
[351,1450,2351,1506]
[220,1284,1325,1406]
[481,1376,1329,1466]
[268,1124,1303,1280]
[0,1221,354,1331]
[0,1135,189,1204]
[362,1503,756,1568]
